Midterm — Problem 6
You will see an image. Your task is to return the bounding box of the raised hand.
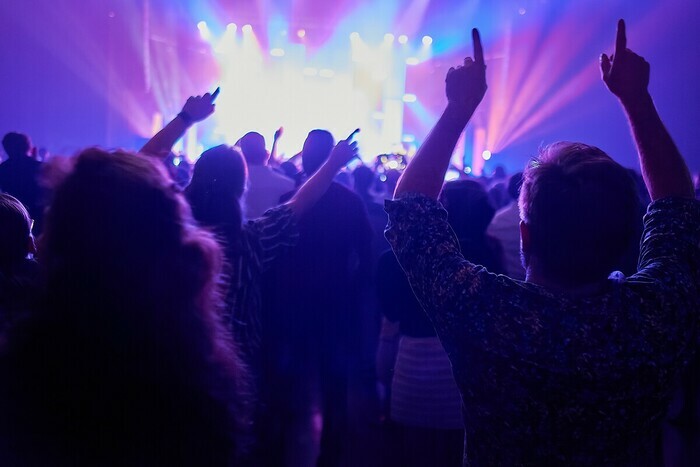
[328,129,360,169]
[446,28,487,115]
[274,127,284,141]
[180,92,217,123]
[600,20,650,104]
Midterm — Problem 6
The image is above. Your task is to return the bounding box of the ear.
[27,235,37,256]
[519,220,530,256]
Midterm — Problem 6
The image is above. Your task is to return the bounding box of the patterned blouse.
[385,194,700,466]
[224,204,298,354]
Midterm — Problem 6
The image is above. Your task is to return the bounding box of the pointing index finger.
[472,28,484,65]
[347,128,361,141]
[614,19,626,58]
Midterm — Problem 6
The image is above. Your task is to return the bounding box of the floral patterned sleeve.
[384,193,515,344]
[632,197,700,285]
[245,203,299,271]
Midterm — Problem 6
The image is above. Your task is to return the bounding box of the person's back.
[239,131,295,218]
[385,23,700,465]
[0,133,43,232]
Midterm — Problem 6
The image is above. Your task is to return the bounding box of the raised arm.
[140,90,218,158]
[600,20,693,201]
[287,130,359,216]
[394,29,487,199]
[269,127,284,167]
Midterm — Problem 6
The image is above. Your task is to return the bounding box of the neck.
[526,270,605,297]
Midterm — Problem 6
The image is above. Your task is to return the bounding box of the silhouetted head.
[440,180,495,239]
[302,129,334,176]
[353,165,375,195]
[507,172,524,202]
[186,145,247,235]
[0,194,34,271]
[240,132,268,166]
[519,142,639,287]
[2,132,31,159]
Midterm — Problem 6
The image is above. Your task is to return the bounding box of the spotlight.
[405,57,419,66]
[422,35,433,46]
[384,33,395,43]
[402,93,417,103]
[482,150,492,160]
[464,166,472,174]
[226,23,237,32]
[519,7,527,15]
[350,32,360,40]
[398,35,408,44]
[270,48,285,57]
[297,29,306,38]
[242,24,253,33]
[197,21,211,40]
[402,134,416,143]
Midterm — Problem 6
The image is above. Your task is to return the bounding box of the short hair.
[440,180,496,239]
[0,194,32,268]
[239,132,268,165]
[519,142,639,286]
[302,129,334,175]
[507,172,523,201]
[2,132,30,159]
[353,165,375,194]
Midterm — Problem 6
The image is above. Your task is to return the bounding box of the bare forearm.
[394,104,474,199]
[622,93,693,200]
[140,116,190,158]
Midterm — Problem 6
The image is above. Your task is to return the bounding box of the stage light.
[398,35,408,44]
[464,166,472,174]
[297,29,306,38]
[303,67,318,76]
[350,32,360,41]
[197,21,211,40]
[242,24,252,33]
[519,7,527,15]
[227,23,237,32]
[405,57,419,66]
[384,33,395,43]
[270,48,285,57]
[422,35,433,46]
[402,134,415,143]
[445,170,460,181]
[482,150,492,160]
[402,93,417,103]
[319,69,335,78]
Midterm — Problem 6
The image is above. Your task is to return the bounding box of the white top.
[487,201,526,280]
[244,165,296,220]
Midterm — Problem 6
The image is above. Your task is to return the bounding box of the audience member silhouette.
[261,129,373,467]
[0,132,44,233]
[0,149,247,466]
[240,131,295,219]
[378,179,505,467]
[386,23,700,465]
[0,194,39,337]
[487,172,526,279]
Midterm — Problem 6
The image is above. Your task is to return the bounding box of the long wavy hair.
[0,148,248,465]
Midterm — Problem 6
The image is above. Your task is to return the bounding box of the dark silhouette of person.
[0,149,247,466]
[0,133,43,233]
[261,129,373,467]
